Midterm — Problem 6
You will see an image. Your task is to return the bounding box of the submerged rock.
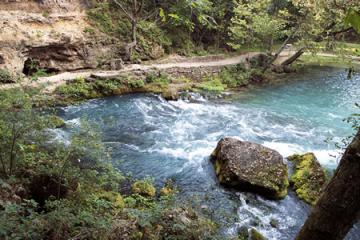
[49,115,66,128]
[250,228,267,240]
[288,153,329,205]
[211,138,289,199]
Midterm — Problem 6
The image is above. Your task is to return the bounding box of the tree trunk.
[261,29,298,73]
[125,20,138,61]
[281,47,305,66]
[296,129,360,240]
[131,20,137,44]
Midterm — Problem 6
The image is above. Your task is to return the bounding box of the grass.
[297,54,360,69]
[197,78,225,93]
[315,41,360,57]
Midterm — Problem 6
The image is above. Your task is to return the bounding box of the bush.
[198,78,225,93]
[145,73,171,88]
[131,178,156,198]
[0,87,221,240]
[0,69,14,84]
[57,77,96,99]
[219,65,250,88]
[128,79,145,89]
[56,77,124,100]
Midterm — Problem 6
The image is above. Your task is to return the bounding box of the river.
[59,66,360,239]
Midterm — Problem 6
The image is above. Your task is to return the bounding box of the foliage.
[345,9,360,33]
[0,86,222,240]
[345,103,360,132]
[229,0,288,51]
[127,196,219,240]
[0,69,15,84]
[128,79,145,89]
[57,77,124,100]
[138,21,172,54]
[197,78,225,93]
[0,88,49,177]
[131,177,156,198]
[145,72,171,88]
[288,153,329,205]
[31,69,49,81]
[219,65,250,88]
[87,3,123,38]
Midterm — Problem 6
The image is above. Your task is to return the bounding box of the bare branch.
[143,9,159,21]
[113,0,134,21]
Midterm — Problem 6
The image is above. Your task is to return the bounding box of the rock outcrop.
[211,138,289,199]
[0,0,121,74]
[288,153,329,205]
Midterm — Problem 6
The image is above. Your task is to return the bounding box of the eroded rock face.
[288,153,329,205]
[211,138,289,199]
[0,0,121,74]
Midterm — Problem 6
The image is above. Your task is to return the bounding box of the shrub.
[94,78,123,95]
[0,69,14,84]
[57,77,96,99]
[128,79,145,89]
[145,73,171,88]
[131,178,156,198]
[198,78,225,93]
[219,65,250,88]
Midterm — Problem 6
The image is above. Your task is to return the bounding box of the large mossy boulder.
[288,153,329,205]
[211,138,289,199]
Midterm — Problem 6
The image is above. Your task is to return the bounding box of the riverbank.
[56,66,360,239]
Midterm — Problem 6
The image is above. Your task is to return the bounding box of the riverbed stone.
[210,138,289,199]
[288,153,329,205]
[250,228,267,240]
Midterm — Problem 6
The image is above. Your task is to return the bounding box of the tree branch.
[327,27,353,36]
[113,0,134,21]
[261,27,299,73]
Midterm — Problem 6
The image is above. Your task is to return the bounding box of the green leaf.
[159,8,166,22]
[345,9,360,33]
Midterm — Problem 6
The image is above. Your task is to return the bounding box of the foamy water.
[59,66,360,239]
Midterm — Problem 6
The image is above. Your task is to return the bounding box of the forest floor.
[1,50,359,93]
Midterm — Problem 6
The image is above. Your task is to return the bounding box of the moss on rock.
[250,228,267,240]
[96,191,125,209]
[211,138,288,199]
[196,78,225,93]
[288,153,329,205]
[132,179,156,198]
[49,115,66,128]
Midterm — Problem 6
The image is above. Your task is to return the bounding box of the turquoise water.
[60,66,360,239]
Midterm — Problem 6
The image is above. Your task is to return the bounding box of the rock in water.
[288,153,329,205]
[210,138,289,199]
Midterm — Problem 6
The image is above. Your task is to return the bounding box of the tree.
[229,0,288,52]
[297,11,360,239]
[112,0,159,61]
[157,0,218,51]
[0,89,47,177]
[296,128,360,240]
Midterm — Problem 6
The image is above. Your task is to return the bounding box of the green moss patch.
[131,178,156,198]
[197,78,225,93]
[250,228,267,240]
[288,153,329,205]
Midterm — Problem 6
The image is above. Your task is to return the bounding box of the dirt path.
[0,53,259,92]
[1,51,359,93]
[275,51,360,65]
